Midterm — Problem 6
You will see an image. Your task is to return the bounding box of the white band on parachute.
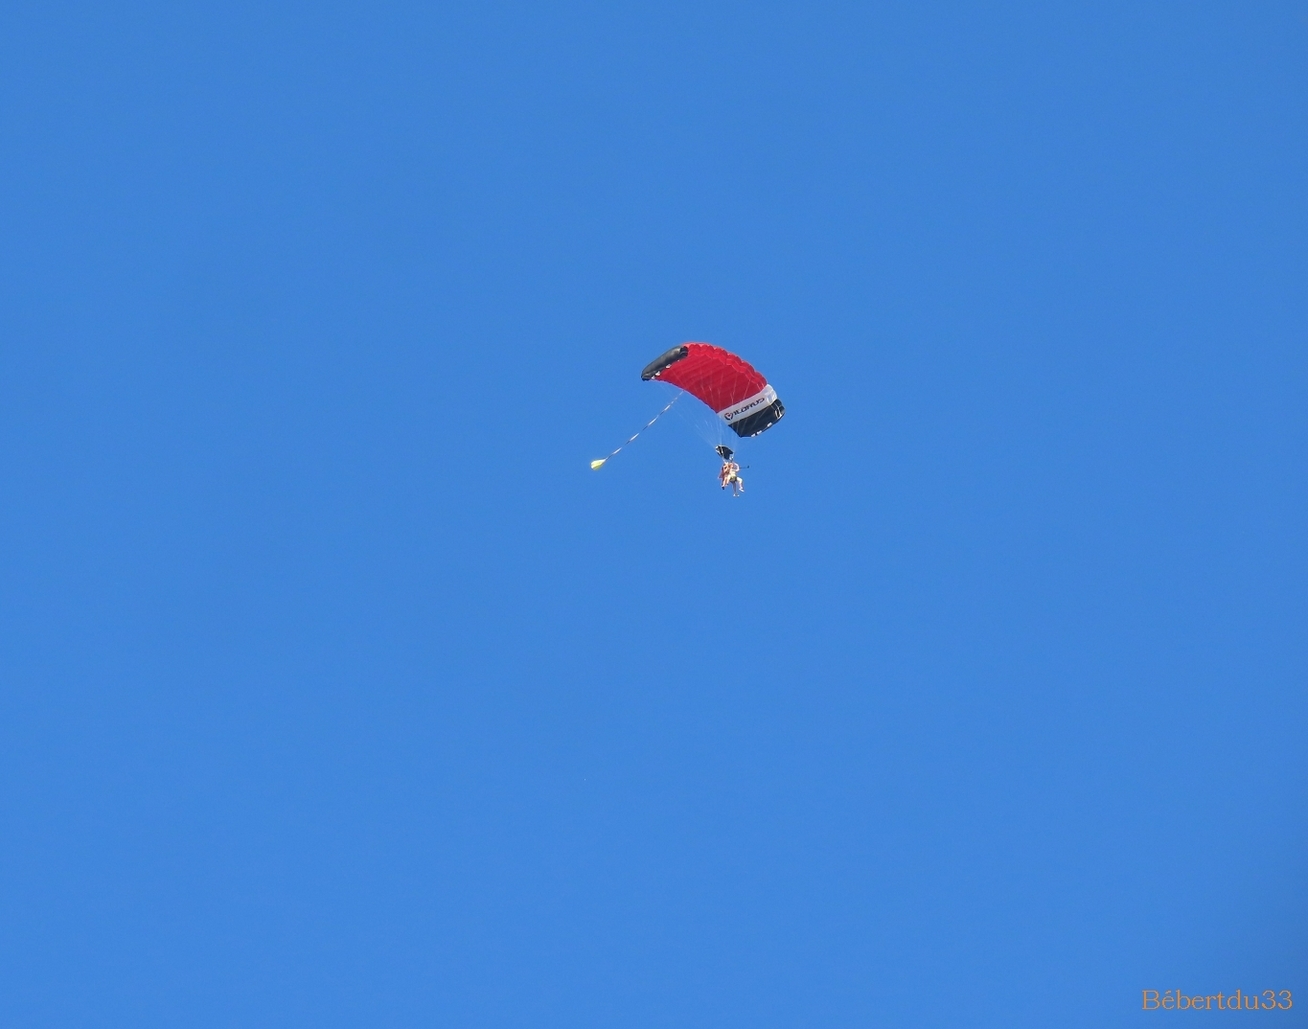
[718,384,777,424]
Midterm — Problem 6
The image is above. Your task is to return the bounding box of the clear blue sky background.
[1,2,1304,1026]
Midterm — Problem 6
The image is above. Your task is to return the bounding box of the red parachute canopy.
[640,343,785,438]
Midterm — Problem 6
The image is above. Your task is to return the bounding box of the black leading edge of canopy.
[728,398,785,438]
[640,346,689,380]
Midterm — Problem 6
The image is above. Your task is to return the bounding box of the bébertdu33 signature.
[1142,990,1292,1011]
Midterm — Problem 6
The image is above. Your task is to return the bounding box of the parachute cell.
[640,343,785,437]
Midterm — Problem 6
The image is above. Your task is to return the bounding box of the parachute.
[590,342,784,471]
[640,343,785,437]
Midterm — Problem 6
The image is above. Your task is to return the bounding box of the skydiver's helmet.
[715,445,735,461]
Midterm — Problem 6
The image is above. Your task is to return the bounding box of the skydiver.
[720,460,744,496]
[716,445,744,496]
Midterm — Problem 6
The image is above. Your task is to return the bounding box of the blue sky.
[1,2,1304,1026]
